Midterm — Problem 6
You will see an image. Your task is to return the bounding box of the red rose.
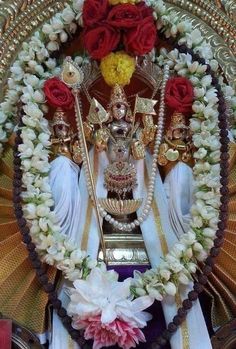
[43,78,74,110]
[165,77,194,114]
[84,25,120,60]
[124,17,157,56]
[137,1,153,19]
[107,4,141,29]
[83,0,109,27]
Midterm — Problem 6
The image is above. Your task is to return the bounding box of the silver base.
[98,234,150,266]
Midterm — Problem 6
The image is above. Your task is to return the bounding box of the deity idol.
[43,53,212,349]
[0,1,235,349]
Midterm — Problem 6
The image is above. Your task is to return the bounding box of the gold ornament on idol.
[158,112,193,167]
[61,57,107,262]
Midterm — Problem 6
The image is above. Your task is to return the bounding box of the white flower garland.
[0,0,229,300]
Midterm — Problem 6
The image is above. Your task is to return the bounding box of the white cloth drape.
[49,151,212,349]
[49,156,81,242]
[163,162,194,238]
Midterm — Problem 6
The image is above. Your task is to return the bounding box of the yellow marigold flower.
[109,0,140,5]
[100,51,136,87]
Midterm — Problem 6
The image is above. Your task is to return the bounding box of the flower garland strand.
[0,0,235,155]
[12,49,229,346]
[7,0,225,303]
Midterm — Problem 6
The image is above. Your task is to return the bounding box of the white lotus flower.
[67,267,153,327]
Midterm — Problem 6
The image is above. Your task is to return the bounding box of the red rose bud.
[107,4,141,29]
[124,17,157,56]
[44,78,74,110]
[84,25,120,60]
[83,0,109,27]
[165,77,194,115]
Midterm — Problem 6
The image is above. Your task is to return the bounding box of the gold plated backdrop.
[0,0,235,336]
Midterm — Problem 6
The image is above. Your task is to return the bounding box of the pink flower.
[74,315,146,349]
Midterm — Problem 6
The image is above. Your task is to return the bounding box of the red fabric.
[0,320,12,349]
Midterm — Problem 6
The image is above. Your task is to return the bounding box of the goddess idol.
[0,1,236,349]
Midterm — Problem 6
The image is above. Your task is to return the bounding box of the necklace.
[75,65,170,232]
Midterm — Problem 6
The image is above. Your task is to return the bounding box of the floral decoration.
[84,25,121,60]
[100,51,136,86]
[44,77,75,110]
[165,77,194,115]
[67,267,152,349]
[83,0,157,60]
[0,0,235,347]
[82,0,109,27]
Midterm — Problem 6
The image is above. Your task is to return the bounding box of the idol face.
[54,124,69,138]
[112,103,127,120]
[172,128,187,140]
